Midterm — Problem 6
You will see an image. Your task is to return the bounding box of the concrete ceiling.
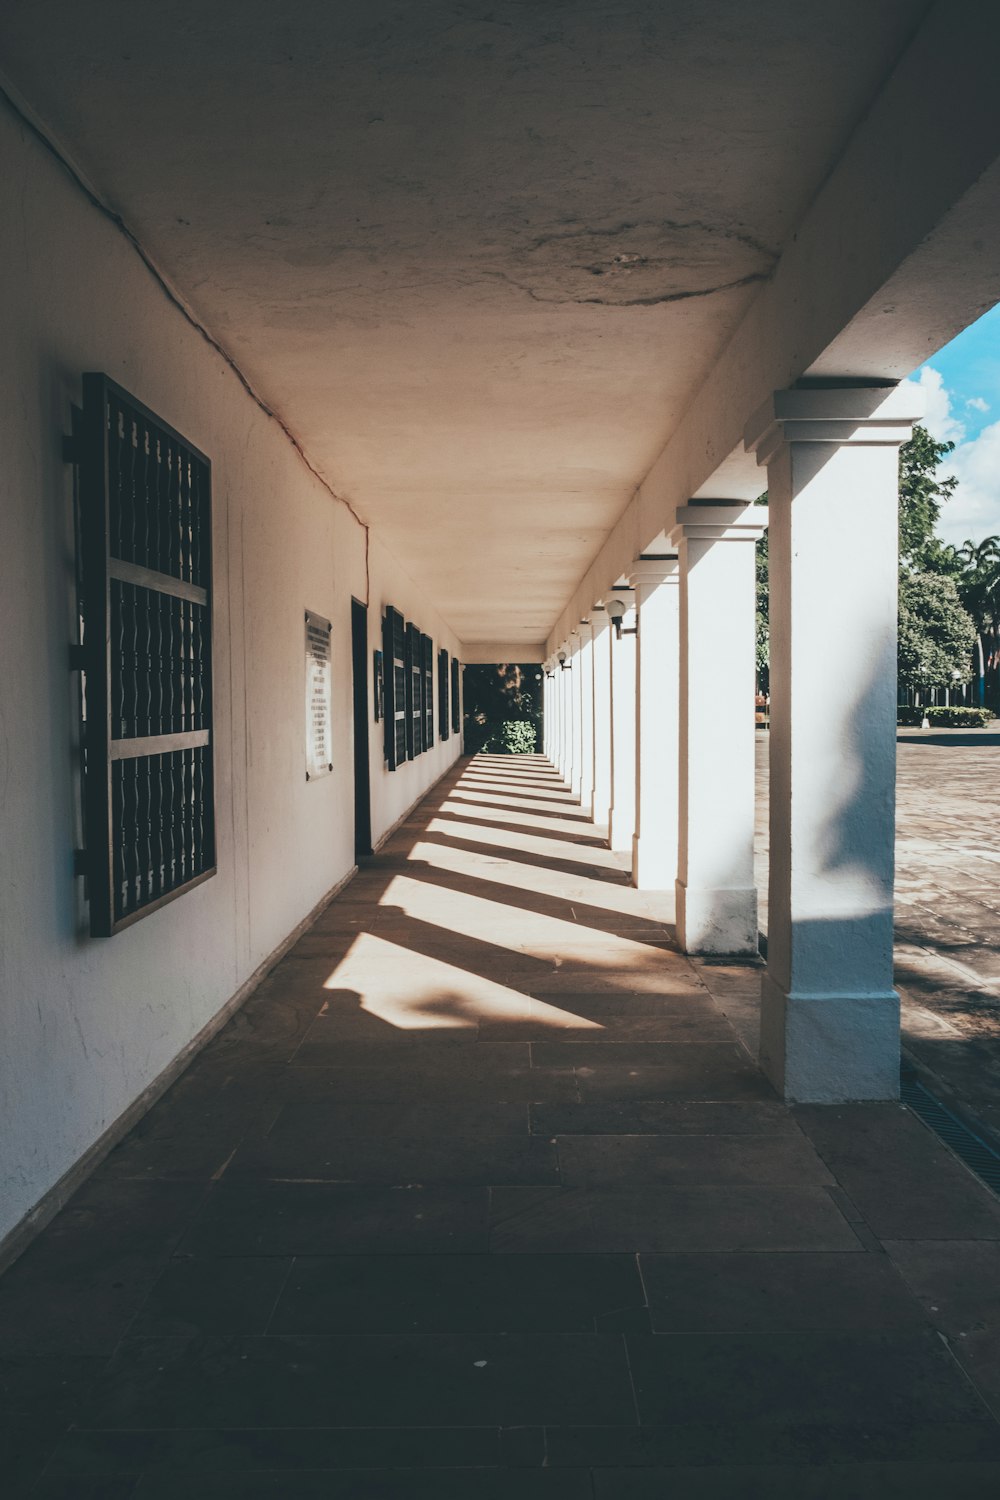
[0,1,928,648]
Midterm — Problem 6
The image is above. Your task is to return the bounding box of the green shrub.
[925,706,994,728]
[898,705,993,728]
[489,720,537,754]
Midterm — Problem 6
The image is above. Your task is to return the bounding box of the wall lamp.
[605,596,637,641]
[557,650,571,670]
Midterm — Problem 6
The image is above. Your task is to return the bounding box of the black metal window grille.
[438,648,450,740]
[69,373,215,936]
[382,606,406,770]
[421,634,434,751]
[451,657,461,735]
[405,622,422,759]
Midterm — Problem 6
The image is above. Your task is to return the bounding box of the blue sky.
[905,301,1000,545]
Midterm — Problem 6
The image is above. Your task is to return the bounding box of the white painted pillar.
[568,629,583,799]
[591,609,613,831]
[577,621,594,815]
[556,657,568,781]
[543,667,553,760]
[630,558,680,890]
[608,588,637,854]
[670,502,767,954]
[745,385,919,1102]
[561,641,571,786]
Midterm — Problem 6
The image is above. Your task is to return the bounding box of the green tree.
[898,424,959,573]
[897,571,976,694]
[462,663,542,754]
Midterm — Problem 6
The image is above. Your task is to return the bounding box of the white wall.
[0,103,462,1248]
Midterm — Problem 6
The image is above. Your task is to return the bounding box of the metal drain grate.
[900,1068,1000,1197]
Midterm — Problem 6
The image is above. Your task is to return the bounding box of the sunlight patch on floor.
[320,931,603,1031]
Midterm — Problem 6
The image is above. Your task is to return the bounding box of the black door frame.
[350,598,372,859]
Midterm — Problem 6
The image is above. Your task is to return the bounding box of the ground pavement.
[4,753,1000,1497]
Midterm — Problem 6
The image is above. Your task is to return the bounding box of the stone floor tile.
[128,1256,293,1337]
[793,1104,1000,1239]
[624,1327,991,1429]
[592,1462,1000,1498]
[227,1130,560,1185]
[480,1012,734,1041]
[81,1333,636,1431]
[489,1185,862,1253]
[47,1425,504,1477]
[530,1100,797,1136]
[280,1062,581,1103]
[638,1251,928,1332]
[32,1478,139,1499]
[574,1060,775,1103]
[882,1239,1000,1417]
[269,1253,646,1335]
[132,1469,592,1498]
[557,1133,832,1187]
[254,1098,531,1140]
[180,1180,490,1256]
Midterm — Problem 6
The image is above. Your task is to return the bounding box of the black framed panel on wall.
[421,633,434,752]
[451,657,461,735]
[67,373,216,937]
[405,622,421,759]
[438,648,450,740]
[382,607,406,770]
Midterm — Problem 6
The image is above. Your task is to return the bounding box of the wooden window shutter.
[382,605,406,770]
[438,648,449,740]
[421,634,434,751]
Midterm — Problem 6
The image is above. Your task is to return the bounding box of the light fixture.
[557,649,571,670]
[605,596,637,641]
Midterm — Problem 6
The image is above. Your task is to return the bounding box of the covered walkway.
[5,755,1000,1497]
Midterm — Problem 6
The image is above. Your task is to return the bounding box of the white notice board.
[305,609,333,779]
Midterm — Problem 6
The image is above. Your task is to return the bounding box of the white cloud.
[939,419,1000,545]
[900,366,966,444]
[967,395,990,412]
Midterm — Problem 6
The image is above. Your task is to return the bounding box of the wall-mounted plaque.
[305,609,333,780]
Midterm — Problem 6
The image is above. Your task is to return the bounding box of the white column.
[631,558,680,891]
[560,645,575,786]
[543,667,553,760]
[670,502,767,955]
[569,629,583,799]
[608,588,637,854]
[577,621,594,815]
[557,657,569,781]
[591,608,613,831]
[745,385,919,1102]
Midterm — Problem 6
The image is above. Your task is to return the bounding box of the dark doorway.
[351,598,372,858]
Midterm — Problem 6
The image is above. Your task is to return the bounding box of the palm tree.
[956,536,1000,706]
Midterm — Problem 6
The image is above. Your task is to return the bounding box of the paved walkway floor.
[5,754,1000,1497]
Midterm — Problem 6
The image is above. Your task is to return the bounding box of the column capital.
[745,383,922,467]
[629,554,679,586]
[670,501,768,545]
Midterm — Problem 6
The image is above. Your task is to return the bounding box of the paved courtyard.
[4,753,1000,1496]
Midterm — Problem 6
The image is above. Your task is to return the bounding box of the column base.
[608,806,632,854]
[675,880,757,955]
[631,834,675,891]
[759,973,900,1103]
